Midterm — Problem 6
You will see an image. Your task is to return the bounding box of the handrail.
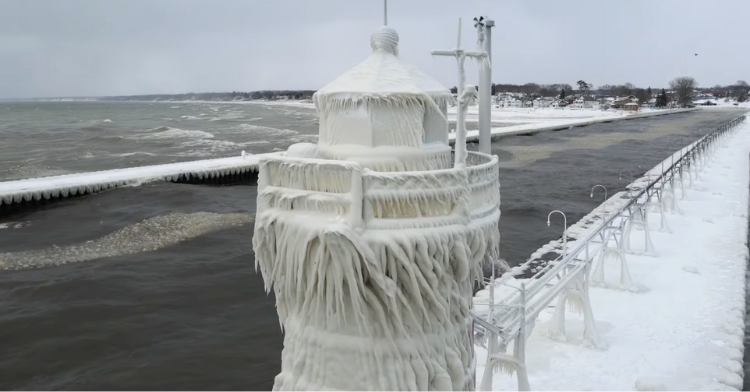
[474,114,746,391]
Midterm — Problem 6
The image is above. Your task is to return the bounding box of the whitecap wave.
[207,111,246,122]
[233,123,298,136]
[0,222,29,230]
[180,115,203,120]
[0,212,254,270]
[79,119,113,125]
[112,151,159,157]
[180,138,270,154]
[135,126,215,140]
[288,135,319,143]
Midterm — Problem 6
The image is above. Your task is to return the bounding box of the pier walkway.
[474,115,749,390]
[0,154,270,206]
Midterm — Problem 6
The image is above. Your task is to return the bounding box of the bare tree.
[577,80,590,96]
[623,83,636,95]
[732,80,749,102]
[634,88,650,104]
[669,77,698,107]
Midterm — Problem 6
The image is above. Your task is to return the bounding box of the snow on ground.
[695,100,750,109]
[475,119,750,391]
[450,106,634,124]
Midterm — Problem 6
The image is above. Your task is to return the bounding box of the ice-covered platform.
[0,153,274,206]
[474,115,749,390]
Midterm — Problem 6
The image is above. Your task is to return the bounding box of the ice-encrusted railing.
[362,151,499,230]
[257,150,500,229]
[473,114,747,391]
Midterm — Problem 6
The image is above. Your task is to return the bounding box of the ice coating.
[370,26,399,55]
[253,158,502,389]
[257,24,503,390]
[310,26,453,173]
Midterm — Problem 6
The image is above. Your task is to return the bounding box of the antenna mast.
[384,0,387,25]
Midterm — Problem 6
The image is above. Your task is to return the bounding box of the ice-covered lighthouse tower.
[253,21,501,391]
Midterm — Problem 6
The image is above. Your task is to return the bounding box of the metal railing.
[473,114,746,391]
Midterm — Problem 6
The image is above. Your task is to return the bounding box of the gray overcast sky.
[1,0,749,99]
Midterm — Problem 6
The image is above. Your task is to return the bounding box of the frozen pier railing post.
[253,21,503,391]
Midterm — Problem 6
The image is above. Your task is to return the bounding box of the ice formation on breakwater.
[0,212,254,270]
[0,155,272,207]
[253,24,503,391]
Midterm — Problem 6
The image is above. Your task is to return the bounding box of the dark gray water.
[0,104,745,389]
[0,102,318,181]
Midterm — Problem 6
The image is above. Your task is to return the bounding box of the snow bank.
[476,117,750,390]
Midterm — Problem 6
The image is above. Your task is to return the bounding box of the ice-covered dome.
[310,26,453,171]
[314,27,453,104]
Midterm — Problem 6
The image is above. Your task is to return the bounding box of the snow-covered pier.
[474,114,749,390]
[457,107,700,143]
[0,153,274,207]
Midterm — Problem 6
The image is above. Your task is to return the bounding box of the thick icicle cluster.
[254,210,495,390]
[254,151,502,391]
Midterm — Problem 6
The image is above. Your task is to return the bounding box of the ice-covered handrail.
[257,154,364,227]
[474,114,747,391]
[361,151,498,228]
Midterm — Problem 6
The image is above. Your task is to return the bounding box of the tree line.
[102,90,317,102]
[488,78,749,108]
[100,79,749,107]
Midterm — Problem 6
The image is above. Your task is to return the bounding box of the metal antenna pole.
[384,0,387,25]
[432,18,487,169]
[456,17,462,51]
[477,16,493,155]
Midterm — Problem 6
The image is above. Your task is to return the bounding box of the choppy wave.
[288,135,319,143]
[0,221,30,230]
[207,111,246,122]
[0,212,254,271]
[111,151,159,157]
[79,119,113,124]
[178,139,270,156]
[232,123,298,136]
[181,115,203,120]
[136,126,215,140]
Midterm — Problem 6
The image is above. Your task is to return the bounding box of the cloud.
[1,0,749,98]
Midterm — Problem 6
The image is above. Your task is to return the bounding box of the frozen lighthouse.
[253,18,502,391]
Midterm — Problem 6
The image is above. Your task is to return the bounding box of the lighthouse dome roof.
[313,26,452,111]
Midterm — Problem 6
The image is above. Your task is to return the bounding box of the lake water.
[0,102,744,389]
